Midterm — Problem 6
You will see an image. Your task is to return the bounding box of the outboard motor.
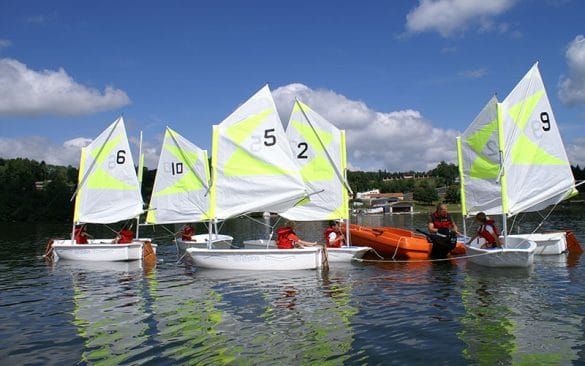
[429,228,457,259]
[417,228,457,259]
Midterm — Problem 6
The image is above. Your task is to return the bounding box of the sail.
[73,116,143,224]
[210,85,307,220]
[457,96,503,216]
[499,63,576,216]
[146,127,211,224]
[281,100,349,221]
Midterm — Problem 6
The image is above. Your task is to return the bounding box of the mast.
[496,102,508,247]
[136,131,144,239]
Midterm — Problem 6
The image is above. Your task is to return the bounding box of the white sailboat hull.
[466,236,536,268]
[176,234,234,251]
[508,232,567,255]
[326,246,371,262]
[186,247,324,270]
[242,240,370,262]
[52,239,157,262]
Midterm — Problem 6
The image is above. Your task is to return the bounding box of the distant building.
[34,180,52,191]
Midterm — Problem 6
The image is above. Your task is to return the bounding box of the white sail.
[499,62,576,217]
[73,116,143,224]
[146,127,211,224]
[457,96,503,216]
[210,85,307,220]
[281,100,349,221]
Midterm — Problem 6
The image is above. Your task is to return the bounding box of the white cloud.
[558,35,585,106]
[566,137,585,168]
[0,58,131,117]
[0,134,160,170]
[459,68,487,79]
[273,84,458,172]
[0,136,84,166]
[405,0,517,37]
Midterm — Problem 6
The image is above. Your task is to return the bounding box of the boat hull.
[344,224,432,259]
[243,240,370,262]
[52,239,157,262]
[466,236,536,268]
[186,247,324,270]
[176,234,234,251]
[508,232,567,255]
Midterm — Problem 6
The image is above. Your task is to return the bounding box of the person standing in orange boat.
[428,203,461,236]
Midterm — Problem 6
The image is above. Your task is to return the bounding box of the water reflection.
[185,267,358,364]
[59,261,153,365]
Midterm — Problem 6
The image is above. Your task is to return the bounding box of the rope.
[355,249,497,264]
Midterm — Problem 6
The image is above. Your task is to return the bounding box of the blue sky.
[1,0,585,172]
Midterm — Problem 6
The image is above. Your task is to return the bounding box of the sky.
[1,0,585,172]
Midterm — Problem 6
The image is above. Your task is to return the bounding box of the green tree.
[413,180,438,205]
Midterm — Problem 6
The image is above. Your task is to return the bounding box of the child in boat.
[74,224,92,244]
[181,223,195,241]
[276,221,318,249]
[115,222,134,244]
[466,212,502,249]
[324,220,345,248]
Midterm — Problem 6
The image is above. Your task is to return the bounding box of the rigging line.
[296,98,353,196]
[70,116,122,202]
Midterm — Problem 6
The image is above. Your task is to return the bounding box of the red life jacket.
[324,227,343,248]
[478,220,499,244]
[182,226,194,240]
[430,212,453,230]
[74,227,88,244]
[118,229,134,244]
[276,227,295,249]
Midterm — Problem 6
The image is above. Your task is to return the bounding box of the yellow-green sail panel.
[90,135,123,164]
[469,156,500,179]
[224,146,295,177]
[300,155,335,182]
[226,109,272,146]
[511,134,568,165]
[466,119,497,154]
[85,167,137,190]
[506,90,543,130]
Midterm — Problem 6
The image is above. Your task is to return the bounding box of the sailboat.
[186,85,325,270]
[49,116,157,262]
[248,100,371,262]
[457,63,577,267]
[146,127,233,251]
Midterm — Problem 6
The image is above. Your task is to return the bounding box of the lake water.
[1,207,585,365]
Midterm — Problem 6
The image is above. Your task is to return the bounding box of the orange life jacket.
[118,229,134,244]
[182,226,194,240]
[74,227,88,244]
[478,220,499,244]
[276,227,296,249]
[324,227,343,248]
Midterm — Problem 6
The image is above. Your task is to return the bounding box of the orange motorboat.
[342,224,466,260]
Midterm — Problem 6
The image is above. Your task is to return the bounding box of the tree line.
[1,158,583,222]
